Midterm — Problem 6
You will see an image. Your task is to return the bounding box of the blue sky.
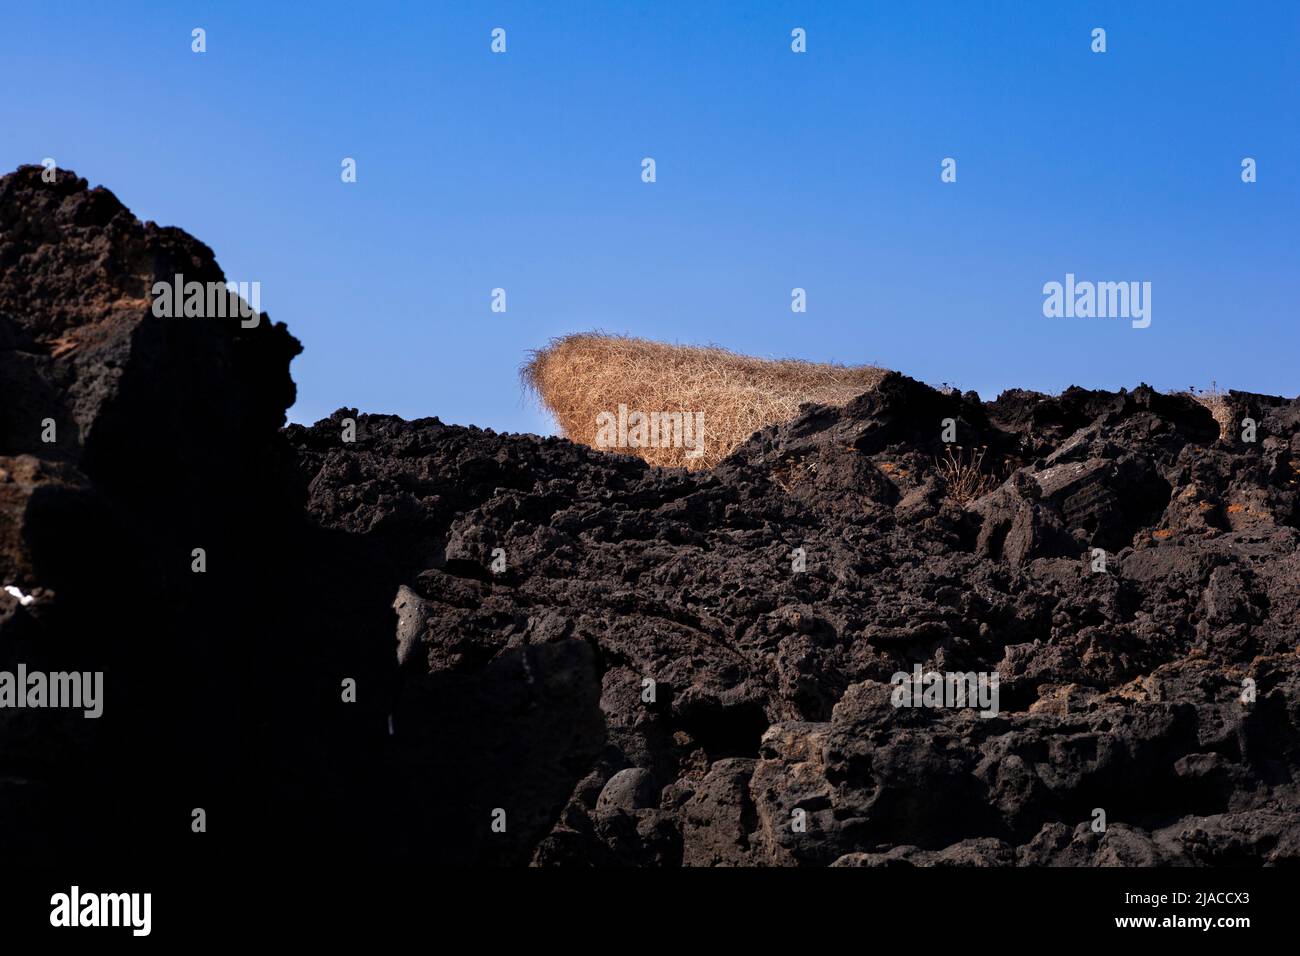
[3,1,1296,433]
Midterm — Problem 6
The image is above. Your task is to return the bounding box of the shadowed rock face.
[3,166,1298,868]
[0,166,317,865]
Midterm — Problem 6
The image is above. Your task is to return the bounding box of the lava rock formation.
[3,167,1298,868]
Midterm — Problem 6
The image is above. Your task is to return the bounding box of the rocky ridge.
[3,166,1297,867]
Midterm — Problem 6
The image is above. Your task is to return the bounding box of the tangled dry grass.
[522,332,887,469]
[1186,382,1234,440]
[935,446,999,506]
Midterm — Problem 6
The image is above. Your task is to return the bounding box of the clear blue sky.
[3,1,1296,433]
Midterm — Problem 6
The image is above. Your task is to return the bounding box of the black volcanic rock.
[286,377,1300,867]
[3,165,1298,869]
[0,165,317,865]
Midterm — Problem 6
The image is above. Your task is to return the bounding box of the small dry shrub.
[936,446,999,506]
[1185,381,1233,440]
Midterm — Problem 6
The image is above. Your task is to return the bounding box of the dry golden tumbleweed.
[522,332,887,470]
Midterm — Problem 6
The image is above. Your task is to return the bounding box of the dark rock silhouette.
[3,166,1298,867]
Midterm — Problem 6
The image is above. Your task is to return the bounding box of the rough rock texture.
[3,165,1298,867]
[287,376,1300,867]
[0,166,359,866]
